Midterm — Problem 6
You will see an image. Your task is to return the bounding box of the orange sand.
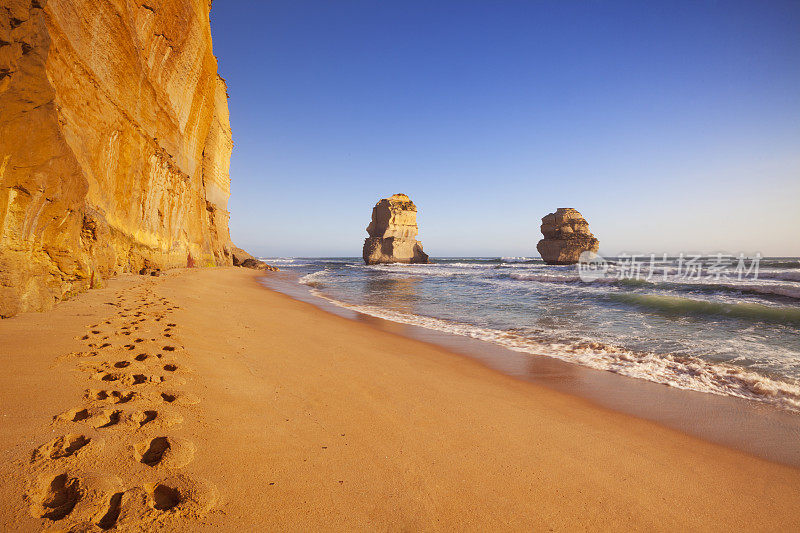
[1,267,798,530]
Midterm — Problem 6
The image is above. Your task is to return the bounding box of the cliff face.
[0,0,233,317]
[536,208,599,265]
[363,194,429,265]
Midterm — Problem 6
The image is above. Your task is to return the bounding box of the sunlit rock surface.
[536,208,599,265]
[363,194,429,265]
[0,0,233,316]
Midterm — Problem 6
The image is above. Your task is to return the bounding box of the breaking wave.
[508,272,800,301]
[608,294,800,325]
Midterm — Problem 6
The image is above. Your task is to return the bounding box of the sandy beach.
[0,267,798,531]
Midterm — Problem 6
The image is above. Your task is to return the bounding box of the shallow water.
[267,256,800,412]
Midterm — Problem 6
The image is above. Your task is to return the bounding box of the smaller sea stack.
[537,208,599,265]
[363,194,429,265]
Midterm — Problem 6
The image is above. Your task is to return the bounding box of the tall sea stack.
[0,0,233,317]
[363,194,429,265]
[537,208,599,265]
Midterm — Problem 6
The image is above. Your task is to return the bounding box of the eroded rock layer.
[0,0,233,317]
[537,208,599,265]
[363,194,429,265]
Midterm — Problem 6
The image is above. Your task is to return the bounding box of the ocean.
[265,256,800,413]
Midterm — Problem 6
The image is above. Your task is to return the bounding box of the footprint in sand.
[54,408,91,423]
[96,491,124,529]
[95,370,163,386]
[150,483,180,510]
[145,476,216,513]
[129,410,158,428]
[27,472,126,527]
[31,434,90,462]
[160,392,176,403]
[134,437,194,468]
[92,409,122,429]
[86,389,136,404]
[62,350,99,360]
[135,437,170,466]
[125,374,150,386]
[27,473,81,520]
[159,391,199,406]
[110,476,217,527]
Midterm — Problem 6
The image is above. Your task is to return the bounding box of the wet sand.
[1,267,799,530]
[262,270,800,468]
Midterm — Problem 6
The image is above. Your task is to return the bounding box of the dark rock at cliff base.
[363,194,429,265]
[232,247,279,272]
[139,260,161,277]
[232,247,255,267]
[536,208,599,265]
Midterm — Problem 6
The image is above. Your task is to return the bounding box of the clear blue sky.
[210,1,800,258]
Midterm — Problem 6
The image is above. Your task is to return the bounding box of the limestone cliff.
[537,208,599,265]
[0,0,233,317]
[363,194,429,265]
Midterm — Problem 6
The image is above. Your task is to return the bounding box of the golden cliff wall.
[0,0,233,317]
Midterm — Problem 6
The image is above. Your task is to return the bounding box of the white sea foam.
[262,257,300,264]
[303,286,800,413]
[727,282,800,300]
[510,272,590,283]
[758,269,800,283]
[298,270,329,286]
[360,264,469,277]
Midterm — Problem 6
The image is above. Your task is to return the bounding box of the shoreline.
[1,267,799,530]
[262,269,800,468]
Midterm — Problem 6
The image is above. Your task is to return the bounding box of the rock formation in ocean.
[0,0,234,317]
[537,208,599,265]
[363,194,429,265]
